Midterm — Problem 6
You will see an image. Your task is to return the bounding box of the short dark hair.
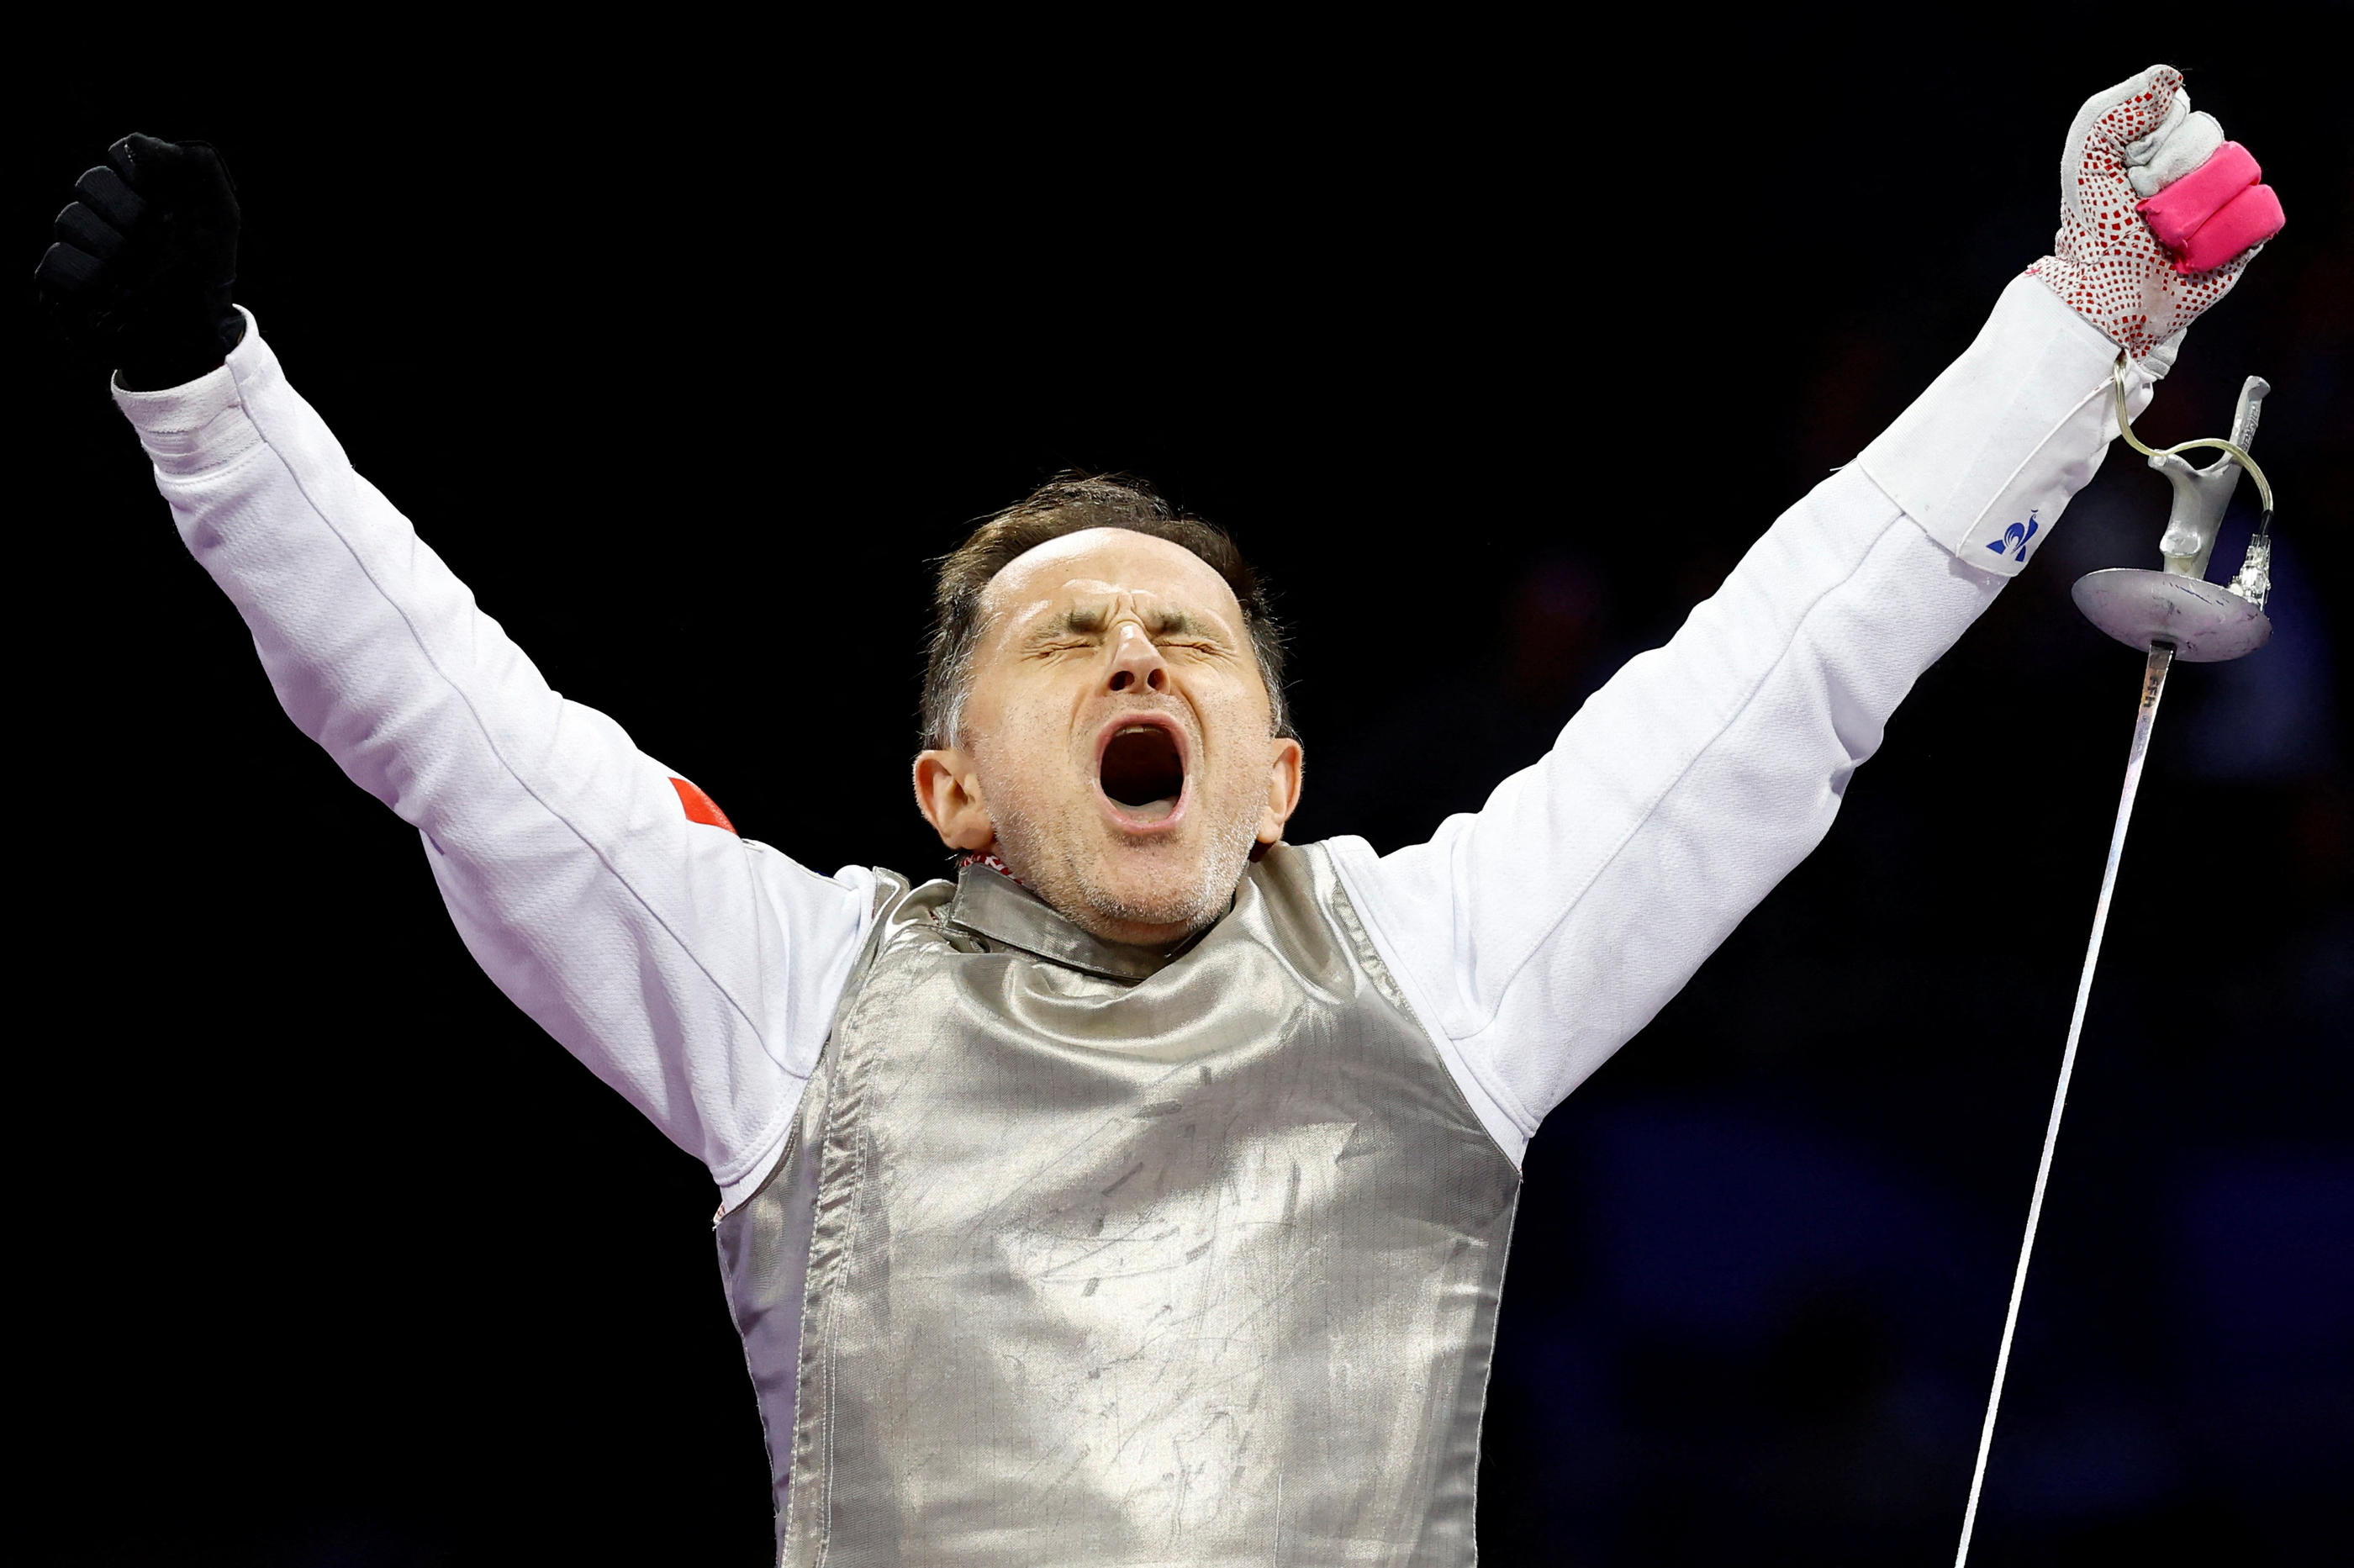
[921,473,1292,749]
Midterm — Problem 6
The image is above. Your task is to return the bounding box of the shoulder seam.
[1326,837,1536,1152]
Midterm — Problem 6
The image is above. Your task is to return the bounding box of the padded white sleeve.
[113,309,870,1208]
[1328,277,2162,1164]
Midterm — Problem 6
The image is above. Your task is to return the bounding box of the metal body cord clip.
[2112,354,2276,607]
[2112,353,2276,514]
[2072,356,2280,663]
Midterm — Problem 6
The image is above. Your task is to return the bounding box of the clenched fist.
[34,134,245,390]
[2029,66,2285,360]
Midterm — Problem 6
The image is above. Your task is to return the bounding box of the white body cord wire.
[1953,645,2174,1565]
[2112,356,2275,515]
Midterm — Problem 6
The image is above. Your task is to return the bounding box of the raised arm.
[1324,66,2284,1163]
[41,137,868,1207]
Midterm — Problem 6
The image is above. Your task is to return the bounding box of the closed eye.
[1016,604,1238,658]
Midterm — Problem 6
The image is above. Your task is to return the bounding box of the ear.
[914,747,996,852]
[1256,735,1305,846]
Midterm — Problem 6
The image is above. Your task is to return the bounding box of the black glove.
[35,134,245,391]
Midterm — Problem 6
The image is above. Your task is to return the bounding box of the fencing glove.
[35,134,244,391]
[2028,65,2284,362]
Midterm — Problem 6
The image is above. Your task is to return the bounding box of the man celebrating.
[36,65,2284,1566]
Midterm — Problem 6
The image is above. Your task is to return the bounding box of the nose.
[1106,620,1169,696]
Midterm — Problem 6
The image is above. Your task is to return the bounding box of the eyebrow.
[1027,603,1216,642]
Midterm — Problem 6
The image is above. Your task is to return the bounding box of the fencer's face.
[912,528,1304,947]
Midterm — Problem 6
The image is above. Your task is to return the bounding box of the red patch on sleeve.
[669,775,736,833]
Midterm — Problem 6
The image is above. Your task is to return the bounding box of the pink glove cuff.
[2176,182,2285,273]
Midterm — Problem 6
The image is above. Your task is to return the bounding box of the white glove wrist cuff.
[1855,277,2173,578]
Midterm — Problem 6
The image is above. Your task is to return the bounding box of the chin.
[1089,884,1218,939]
[1076,831,1252,941]
[994,788,1259,945]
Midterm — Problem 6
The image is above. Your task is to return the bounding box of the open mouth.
[1098,719,1188,826]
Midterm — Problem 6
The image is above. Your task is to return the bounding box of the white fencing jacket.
[113,277,2167,1210]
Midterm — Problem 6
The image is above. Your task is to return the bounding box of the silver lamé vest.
[715,842,1522,1566]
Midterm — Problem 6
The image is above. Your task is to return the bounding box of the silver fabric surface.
[716,842,1522,1565]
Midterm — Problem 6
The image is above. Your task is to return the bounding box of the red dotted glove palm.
[2027,66,2284,362]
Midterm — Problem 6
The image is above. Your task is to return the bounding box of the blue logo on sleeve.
[1987,510,2041,562]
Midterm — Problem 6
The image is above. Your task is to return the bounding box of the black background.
[17,13,2350,1565]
